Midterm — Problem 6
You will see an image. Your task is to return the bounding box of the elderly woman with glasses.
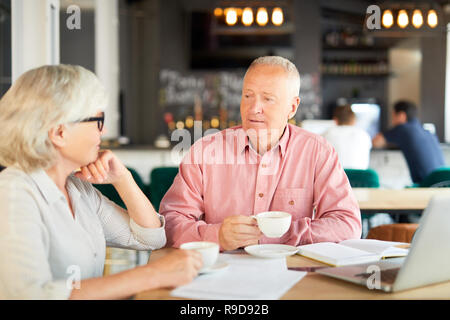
[0,65,202,299]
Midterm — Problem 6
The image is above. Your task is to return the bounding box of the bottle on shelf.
[194,94,203,121]
[219,100,228,130]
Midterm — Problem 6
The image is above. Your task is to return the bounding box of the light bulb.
[397,9,409,28]
[382,10,394,28]
[272,7,284,26]
[242,7,253,26]
[427,9,438,28]
[214,8,223,17]
[256,7,268,26]
[176,121,185,130]
[225,8,237,26]
[211,117,219,128]
[185,116,194,129]
[412,9,423,28]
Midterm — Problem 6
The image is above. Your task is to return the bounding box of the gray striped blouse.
[0,167,166,299]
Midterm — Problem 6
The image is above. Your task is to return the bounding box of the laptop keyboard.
[355,268,400,284]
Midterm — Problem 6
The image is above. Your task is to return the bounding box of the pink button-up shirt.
[160,124,361,248]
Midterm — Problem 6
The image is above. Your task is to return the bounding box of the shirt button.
[289,200,295,205]
[258,193,264,198]
[261,164,267,168]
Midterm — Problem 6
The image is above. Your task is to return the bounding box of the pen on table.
[288,266,328,272]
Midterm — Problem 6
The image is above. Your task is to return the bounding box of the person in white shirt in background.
[323,105,372,170]
[0,65,202,300]
[323,105,393,237]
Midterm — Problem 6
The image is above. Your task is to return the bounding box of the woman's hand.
[76,149,161,228]
[74,150,129,185]
[146,249,203,289]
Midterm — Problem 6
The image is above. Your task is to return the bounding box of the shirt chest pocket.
[270,188,313,218]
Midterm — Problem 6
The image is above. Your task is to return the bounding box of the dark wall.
[420,34,447,142]
[293,1,322,119]
[119,0,160,145]
[293,1,320,79]
[160,0,188,71]
[60,9,95,72]
[120,0,192,144]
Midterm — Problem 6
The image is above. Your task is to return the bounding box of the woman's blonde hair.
[0,64,108,172]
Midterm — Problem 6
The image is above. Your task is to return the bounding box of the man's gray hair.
[246,56,301,96]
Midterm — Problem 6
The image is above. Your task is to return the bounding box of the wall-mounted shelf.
[321,73,392,77]
[191,10,294,69]
[323,45,391,52]
[212,23,294,36]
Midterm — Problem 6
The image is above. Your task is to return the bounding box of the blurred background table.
[354,188,450,215]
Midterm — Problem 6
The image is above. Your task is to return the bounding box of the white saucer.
[244,244,299,259]
[199,261,229,274]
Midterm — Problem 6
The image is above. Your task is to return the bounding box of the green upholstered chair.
[344,169,385,238]
[344,168,380,188]
[93,167,147,209]
[148,167,179,212]
[416,167,450,188]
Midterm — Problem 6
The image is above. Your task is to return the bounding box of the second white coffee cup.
[180,241,219,271]
[253,211,292,238]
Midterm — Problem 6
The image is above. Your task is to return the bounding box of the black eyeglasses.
[79,112,105,131]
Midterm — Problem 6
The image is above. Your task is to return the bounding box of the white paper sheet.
[170,253,306,300]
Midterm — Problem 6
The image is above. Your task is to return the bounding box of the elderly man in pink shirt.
[160,56,361,251]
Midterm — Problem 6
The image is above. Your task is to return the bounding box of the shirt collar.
[238,124,290,157]
[67,174,82,201]
[28,169,81,204]
[277,124,290,157]
[29,169,65,205]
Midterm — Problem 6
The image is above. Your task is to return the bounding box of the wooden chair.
[366,223,419,243]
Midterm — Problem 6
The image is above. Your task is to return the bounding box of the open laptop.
[316,195,450,292]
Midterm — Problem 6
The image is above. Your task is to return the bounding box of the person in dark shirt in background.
[372,100,445,184]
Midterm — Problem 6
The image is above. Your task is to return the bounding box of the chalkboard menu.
[159,69,244,143]
[298,72,321,120]
[158,69,321,145]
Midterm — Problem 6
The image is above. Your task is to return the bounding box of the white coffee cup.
[180,241,219,271]
[253,211,292,238]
